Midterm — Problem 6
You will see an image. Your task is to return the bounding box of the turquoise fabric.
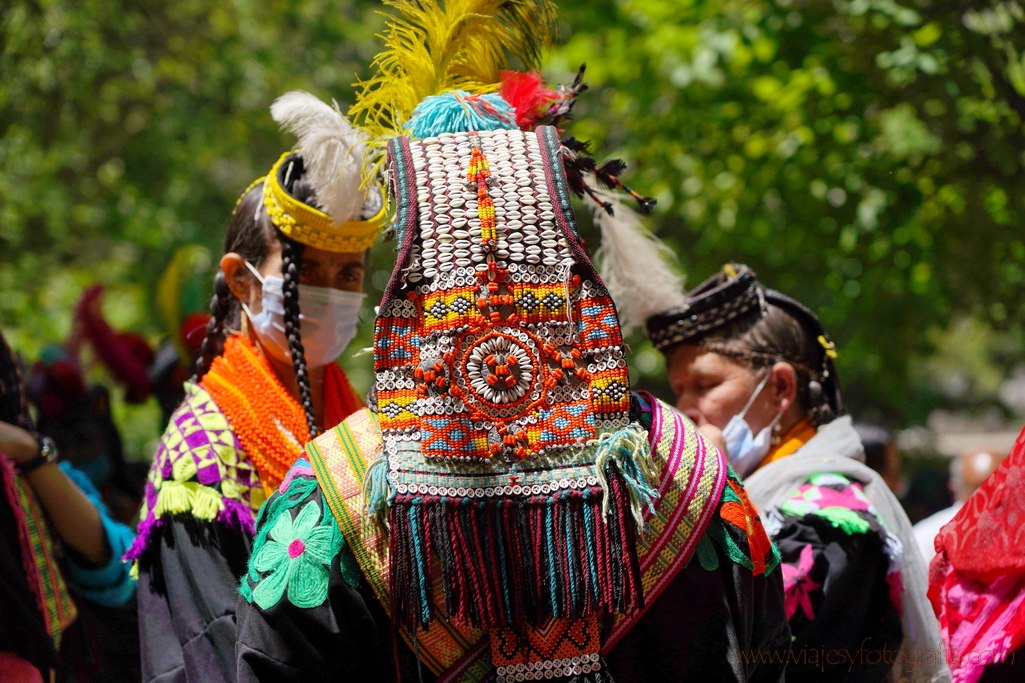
[60,461,137,606]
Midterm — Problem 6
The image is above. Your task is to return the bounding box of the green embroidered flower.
[250,499,338,609]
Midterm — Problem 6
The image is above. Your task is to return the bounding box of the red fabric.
[0,653,45,683]
[930,423,1025,681]
[934,424,1025,581]
[179,312,211,355]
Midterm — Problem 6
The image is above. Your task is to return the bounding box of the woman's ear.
[221,253,252,303]
[770,361,798,414]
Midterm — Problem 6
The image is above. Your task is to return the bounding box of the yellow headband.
[262,152,387,253]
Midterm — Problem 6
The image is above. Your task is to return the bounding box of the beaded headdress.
[256,92,388,253]
[352,0,681,671]
[646,262,844,419]
[645,263,766,352]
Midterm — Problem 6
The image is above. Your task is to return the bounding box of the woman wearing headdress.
[124,94,384,682]
[646,264,947,681]
[234,2,790,680]
[0,328,137,682]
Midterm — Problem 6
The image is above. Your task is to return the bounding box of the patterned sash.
[307,394,725,678]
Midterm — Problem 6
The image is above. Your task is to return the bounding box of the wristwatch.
[17,436,59,475]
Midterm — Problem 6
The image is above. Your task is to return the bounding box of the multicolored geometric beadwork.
[375,127,631,465]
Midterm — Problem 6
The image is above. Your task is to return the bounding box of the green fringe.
[362,454,393,529]
[593,423,658,527]
[152,480,224,522]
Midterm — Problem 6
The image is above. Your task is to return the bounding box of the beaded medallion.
[375,126,631,473]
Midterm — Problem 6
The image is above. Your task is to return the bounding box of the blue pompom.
[406,91,518,138]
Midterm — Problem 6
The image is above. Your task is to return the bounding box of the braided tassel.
[594,423,659,526]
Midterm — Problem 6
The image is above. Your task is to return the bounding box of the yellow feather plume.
[349,0,558,166]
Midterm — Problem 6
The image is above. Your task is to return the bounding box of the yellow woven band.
[262,152,387,253]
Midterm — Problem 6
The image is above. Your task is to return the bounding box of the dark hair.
[854,423,893,474]
[193,156,320,437]
[699,300,843,427]
[0,329,34,434]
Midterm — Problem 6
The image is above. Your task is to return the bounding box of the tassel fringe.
[593,424,659,526]
[406,91,518,138]
[388,472,645,631]
[363,455,394,528]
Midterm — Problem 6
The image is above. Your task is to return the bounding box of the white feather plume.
[589,179,688,336]
[270,91,367,224]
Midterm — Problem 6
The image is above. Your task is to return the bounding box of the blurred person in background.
[902,466,955,525]
[149,244,215,424]
[0,328,137,682]
[27,285,155,524]
[646,263,947,681]
[124,92,383,683]
[914,448,1003,562]
[855,422,903,494]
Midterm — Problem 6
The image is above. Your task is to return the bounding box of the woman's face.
[245,243,366,314]
[666,344,779,434]
[256,244,366,289]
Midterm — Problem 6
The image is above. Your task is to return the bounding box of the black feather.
[597,159,627,178]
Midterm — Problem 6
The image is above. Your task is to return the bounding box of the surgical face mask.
[721,371,783,477]
[241,262,365,368]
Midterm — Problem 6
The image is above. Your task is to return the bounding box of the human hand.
[0,421,40,463]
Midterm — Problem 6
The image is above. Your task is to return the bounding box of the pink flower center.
[287,538,305,559]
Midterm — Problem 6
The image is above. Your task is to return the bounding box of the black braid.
[281,237,318,437]
[193,271,235,381]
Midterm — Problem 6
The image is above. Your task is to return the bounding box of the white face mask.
[241,262,365,368]
[721,370,783,477]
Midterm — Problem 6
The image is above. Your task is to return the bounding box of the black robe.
[235,467,790,682]
[135,518,252,682]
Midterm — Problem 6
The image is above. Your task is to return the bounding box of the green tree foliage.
[2,0,1024,428]
[1,0,382,346]
[551,0,1025,422]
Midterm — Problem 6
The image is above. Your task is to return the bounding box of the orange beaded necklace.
[201,335,362,492]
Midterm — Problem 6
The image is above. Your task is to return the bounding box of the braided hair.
[194,158,320,437]
[279,236,317,437]
[193,183,276,380]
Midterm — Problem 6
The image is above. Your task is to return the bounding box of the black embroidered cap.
[645,263,767,353]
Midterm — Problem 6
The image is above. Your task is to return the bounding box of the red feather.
[75,285,154,404]
[499,70,560,130]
